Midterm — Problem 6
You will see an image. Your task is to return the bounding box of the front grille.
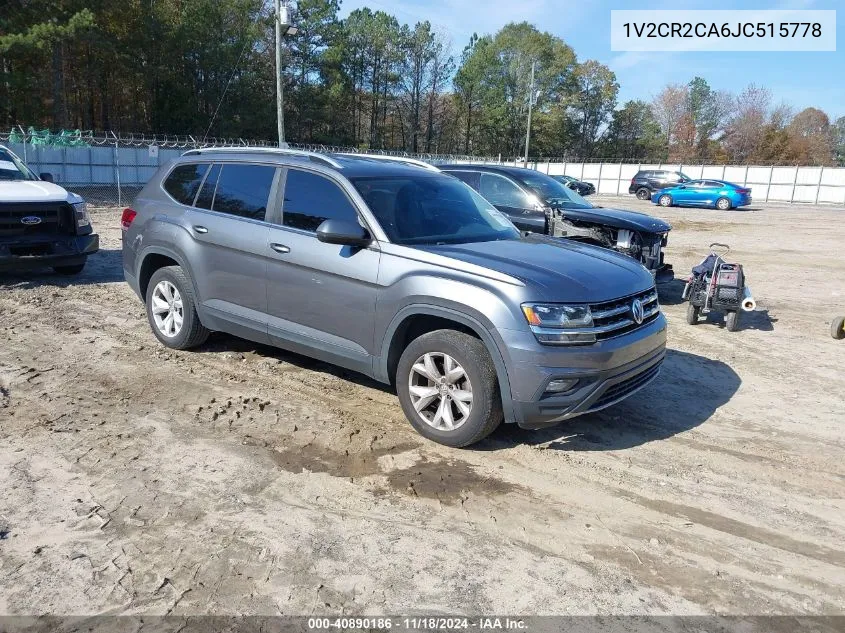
[589,361,662,412]
[589,287,660,340]
[0,202,75,238]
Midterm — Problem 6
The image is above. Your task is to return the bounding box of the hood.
[0,180,73,203]
[554,204,671,233]
[417,235,655,303]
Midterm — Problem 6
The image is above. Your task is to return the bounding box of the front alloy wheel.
[409,352,473,431]
[658,194,672,207]
[151,280,184,338]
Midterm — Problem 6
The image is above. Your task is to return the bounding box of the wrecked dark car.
[440,164,672,282]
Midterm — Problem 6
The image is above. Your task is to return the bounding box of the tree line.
[2,0,843,164]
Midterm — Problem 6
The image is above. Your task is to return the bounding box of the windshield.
[0,148,37,181]
[517,171,593,209]
[351,175,520,245]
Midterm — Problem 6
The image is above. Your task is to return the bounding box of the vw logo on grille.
[631,298,644,324]
[20,216,42,225]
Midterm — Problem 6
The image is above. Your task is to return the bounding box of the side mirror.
[40,172,54,183]
[316,219,372,248]
[677,185,686,189]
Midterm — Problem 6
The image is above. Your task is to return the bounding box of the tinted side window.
[479,173,529,208]
[211,164,275,221]
[282,169,359,232]
[195,164,221,210]
[448,170,481,190]
[163,163,209,205]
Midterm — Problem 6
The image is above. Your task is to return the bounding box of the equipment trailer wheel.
[832,316,845,340]
[685,303,700,325]
[726,310,740,332]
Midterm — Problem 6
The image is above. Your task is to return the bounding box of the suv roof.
[180,147,441,178]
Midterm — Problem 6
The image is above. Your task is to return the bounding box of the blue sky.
[338,0,844,120]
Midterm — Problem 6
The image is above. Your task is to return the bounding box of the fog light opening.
[545,378,579,395]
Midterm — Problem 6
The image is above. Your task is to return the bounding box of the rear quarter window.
[163,163,209,205]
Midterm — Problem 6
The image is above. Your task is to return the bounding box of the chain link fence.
[3,128,845,206]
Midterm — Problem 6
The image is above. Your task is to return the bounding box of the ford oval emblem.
[631,298,644,325]
[21,216,42,226]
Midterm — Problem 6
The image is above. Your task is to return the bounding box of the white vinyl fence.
[6,138,845,207]
[520,160,845,205]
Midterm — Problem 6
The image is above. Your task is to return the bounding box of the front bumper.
[0,234,99,271]
[499,313,667,429]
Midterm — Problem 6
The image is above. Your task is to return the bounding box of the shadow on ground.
[477,348,741,452]
[0,248,124,288]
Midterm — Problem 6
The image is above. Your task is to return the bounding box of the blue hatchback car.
[651,180,751,210]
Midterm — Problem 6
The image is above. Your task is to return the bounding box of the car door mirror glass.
[316,219,372,247]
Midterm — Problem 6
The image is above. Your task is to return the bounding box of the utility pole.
[523,61,536,167]
[275,0,286,147]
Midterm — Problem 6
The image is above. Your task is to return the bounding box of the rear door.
[183,161,278,342]
[265,167,380,375]
[477,172,545,233]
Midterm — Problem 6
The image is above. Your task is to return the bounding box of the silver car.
[122,149,666,447]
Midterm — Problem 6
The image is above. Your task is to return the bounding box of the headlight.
[72,201,90,227]
[521,303,596,345]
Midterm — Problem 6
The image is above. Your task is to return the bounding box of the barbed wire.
[1,127,840,167]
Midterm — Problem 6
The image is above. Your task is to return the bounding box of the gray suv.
[122,149,666,447]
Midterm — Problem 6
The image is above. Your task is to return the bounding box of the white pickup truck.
[0,144,98,274]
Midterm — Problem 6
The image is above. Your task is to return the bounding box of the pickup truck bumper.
[0,233,99,271]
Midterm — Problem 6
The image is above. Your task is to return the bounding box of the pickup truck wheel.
[686,302,700,325]
[53,261,86,275]
[636,187,651,200]
[145,266,210,350]
[396,329,502,447]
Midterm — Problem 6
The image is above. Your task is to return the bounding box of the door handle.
[193,225,208,234]
[270,243,290,254]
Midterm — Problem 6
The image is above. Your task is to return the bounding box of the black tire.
[53,261,86,275]
[716,197,732,210]
[658,194,672,207]
[636,187,651,200]
[685,302,700,325]
[145,265,210,350]
[725,310,740,332]
[831,316,845,340]
[396,329,503,447]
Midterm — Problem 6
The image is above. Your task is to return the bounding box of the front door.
[477,172,546,232]
[265,167,380,375]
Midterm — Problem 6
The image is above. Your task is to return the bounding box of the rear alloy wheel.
[658,194,672,207]
[636,187,651,200]
[396,329,502,447]
[145,266,210,350]
[716,197,732,210]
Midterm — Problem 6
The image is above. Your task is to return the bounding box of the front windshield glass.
[351,175,521,245]
[0,148,37,181]
[518,170,593,209]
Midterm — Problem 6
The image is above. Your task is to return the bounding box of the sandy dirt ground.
[1,198,844,617]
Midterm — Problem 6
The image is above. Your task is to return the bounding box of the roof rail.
[181,146,343,169]
[337,153,440,172]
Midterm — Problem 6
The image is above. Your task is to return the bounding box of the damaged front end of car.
[546,208,674,283]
